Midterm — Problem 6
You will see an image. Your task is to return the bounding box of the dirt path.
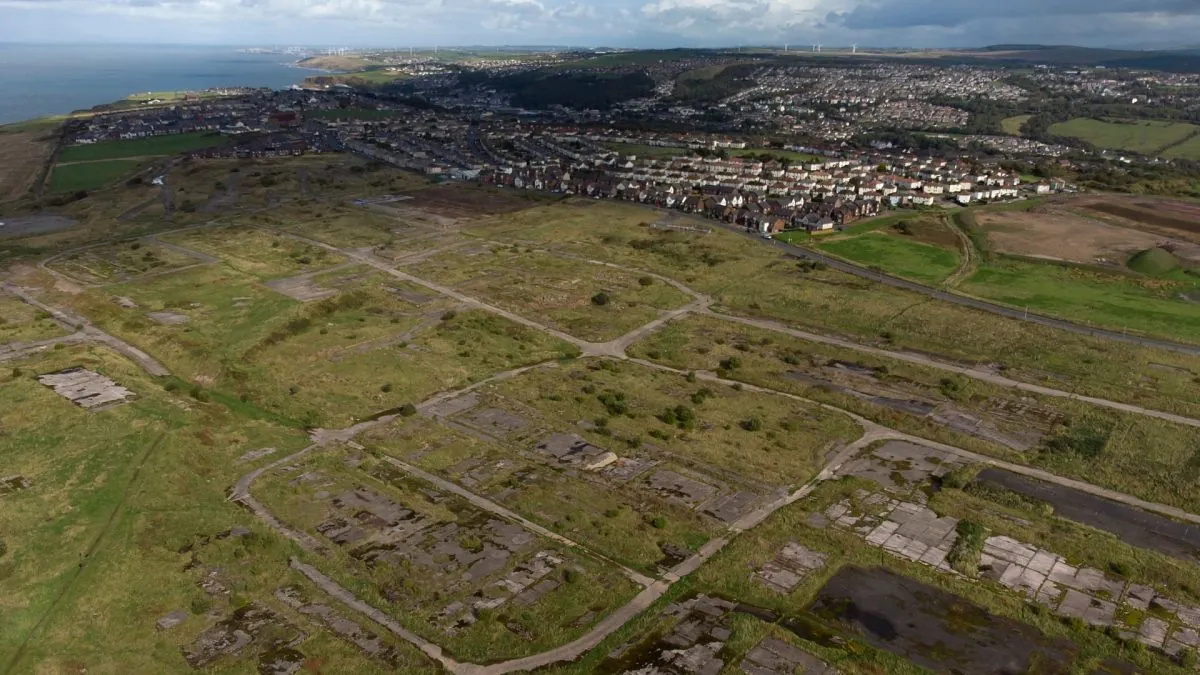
[2,282,170,377]
[943,214,977,287]
[0,332,90,362]
[704,310,1200,430]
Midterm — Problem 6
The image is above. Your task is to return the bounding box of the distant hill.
[959,45,1200,72]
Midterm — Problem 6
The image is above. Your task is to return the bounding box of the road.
[2,282,170,377]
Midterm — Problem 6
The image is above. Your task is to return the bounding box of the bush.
[562,568,579,584]
[1108,561,1131,577]
[591,292,610,306]
[719,356,742,370]
[685,371,697,383]
[399,403,418,417]
[164,380,181,393]
[380,383,393,393]
[650,516,668,529]
[597,390,628,416]
[189,385,209,402]
[441,310,458,321]
[11,368,21,378]
[740,417,763,432]
[130,242,141,250]
[638,276,654,286]
[1181,647,1198,670]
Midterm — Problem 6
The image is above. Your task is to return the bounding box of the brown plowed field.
[1070,195,1200,244]
[976,205,1163,264]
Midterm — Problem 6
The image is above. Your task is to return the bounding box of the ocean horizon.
[0,43,314,125]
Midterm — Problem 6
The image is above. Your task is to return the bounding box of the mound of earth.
[1127,247,1180,275]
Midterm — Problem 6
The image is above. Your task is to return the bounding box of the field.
[1000,114,1030,135]
[49,159,143,193]
[0,294,70,343]
[58,132,229,162]
[1048,118,1198,155]
[975,205,1164,265]
[1070,194,1200,245]
[960,258,1200,342]
[817,231,960,284]
[1162,133,1200,160]
[407,245,694,342]
[45,239,208,285]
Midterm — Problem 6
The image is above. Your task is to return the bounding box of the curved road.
[718,221,1200,356]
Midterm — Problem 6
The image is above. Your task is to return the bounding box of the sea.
[0,43,316,125]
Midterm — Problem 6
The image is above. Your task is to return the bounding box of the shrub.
[591,292,610,306]
[130,242,141,250]
[685,371,697,383]
[740,417,763,432]
[719,356,742,370]
[11,368,21,378]
[650,516,668,529]
[399,403,418,417]
[562,568,580,584]
[1108,561,1131,577]
[189,385,209,402]
[380,383,393,393]
[441,310,458,321]
[597,390,628,416]
[638,276,654,286]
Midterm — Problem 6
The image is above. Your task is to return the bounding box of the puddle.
[810,566,1078,675]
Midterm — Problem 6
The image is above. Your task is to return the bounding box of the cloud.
[831,0,1200,30]
[1,0,1199,46]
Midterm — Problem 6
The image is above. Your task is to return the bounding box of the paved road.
[719,221,1200,356]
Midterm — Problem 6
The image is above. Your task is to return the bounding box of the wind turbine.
[817,43,822,53]
[852,43,858,54]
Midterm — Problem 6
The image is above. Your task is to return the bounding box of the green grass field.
[58,132,230,162]
[49,159,143,193]
[961,258,1200,343]
[817,232,960,284]
[1000,114,1030,136]
[1048,118,1198,155]
[1162,132,1200,160]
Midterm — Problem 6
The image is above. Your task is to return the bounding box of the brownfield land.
[1069,194,1200,246]
[0,129,55,202]
[976,205,1165,264]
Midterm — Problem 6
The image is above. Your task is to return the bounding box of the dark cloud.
[834,0,1199,30]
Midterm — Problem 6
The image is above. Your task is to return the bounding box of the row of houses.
[479,166,881,234]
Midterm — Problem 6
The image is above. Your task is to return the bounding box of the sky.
[1,0,1199,50]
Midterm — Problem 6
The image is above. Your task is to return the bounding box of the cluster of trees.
[671,64,759,104]
[460,70,656,110]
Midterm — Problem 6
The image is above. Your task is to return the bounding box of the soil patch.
[976,468,1200,561]
[811,566,1077,674]
[976,207,1162,264]
[1071,196,1200,245]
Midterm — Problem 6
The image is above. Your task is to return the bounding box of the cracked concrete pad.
[38,367,134,410]
[156,609,189,631]
[1139,617,1169,648]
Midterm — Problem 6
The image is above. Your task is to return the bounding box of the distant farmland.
[1049,118,1197,155]
[58,131,229,162]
